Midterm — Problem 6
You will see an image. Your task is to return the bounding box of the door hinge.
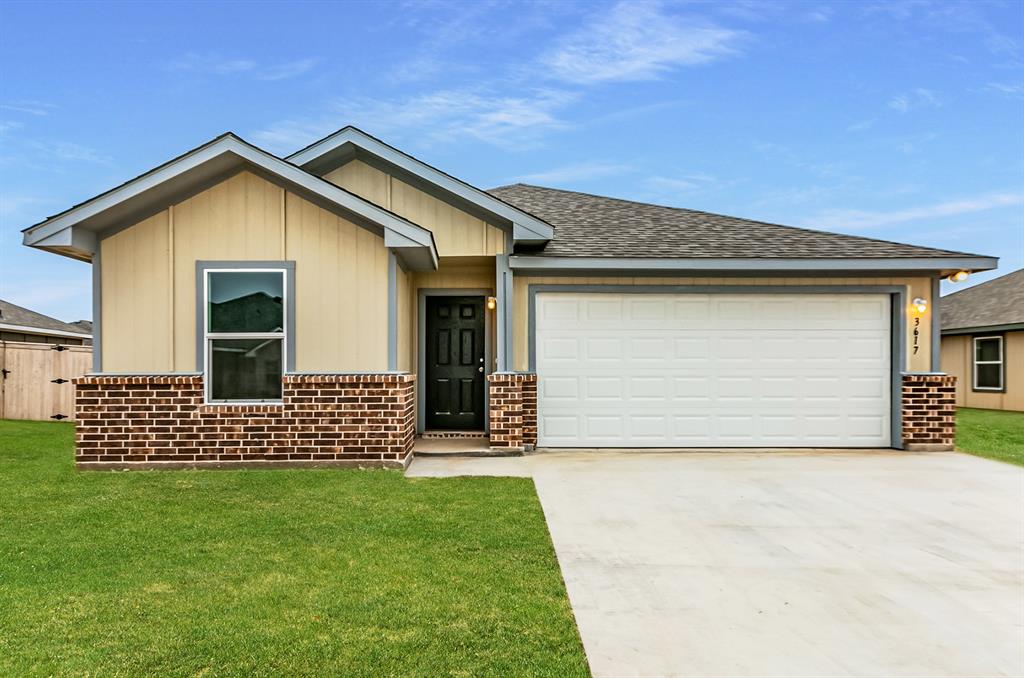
[50,413,68,420]
[1,368,9,380]
[51,378,69,384]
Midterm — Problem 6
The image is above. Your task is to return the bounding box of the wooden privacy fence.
[0,341,92,421]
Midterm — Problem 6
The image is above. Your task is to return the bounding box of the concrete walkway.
[407,451,1024,677]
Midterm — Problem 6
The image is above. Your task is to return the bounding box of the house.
[0,299,92,345]
[21,127,998,469]
[940,269,1023,412]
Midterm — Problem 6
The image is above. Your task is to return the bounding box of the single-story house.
[940,269,1023,412]
[0,299,92,345]
[22,127,998,468]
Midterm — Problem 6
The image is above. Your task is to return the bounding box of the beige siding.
[941,331,1024,411]
[99,170,388,374]
[286,195,388,371]
[512,275,938,372]
[101,211,172,371]
[325,160,506,257]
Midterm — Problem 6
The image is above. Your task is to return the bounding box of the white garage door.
[536,292,891,448]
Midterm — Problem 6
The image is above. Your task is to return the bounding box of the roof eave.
[941,322,1024,336]
[22,134,440,270]
[508,255,999,275]
[286,126,555,244]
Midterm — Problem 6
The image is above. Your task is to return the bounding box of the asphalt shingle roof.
[941,269,1024,331]
[0,299,91,336]
[488,184,979,259]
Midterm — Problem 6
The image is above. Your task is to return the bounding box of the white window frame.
[972,335,1004,392]
[203,267,288,404]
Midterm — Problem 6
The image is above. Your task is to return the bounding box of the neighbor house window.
[204,269,287,402]
[973,336,1004,392]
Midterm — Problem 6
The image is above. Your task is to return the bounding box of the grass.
[0,419,588,677]
[956,407,1024,467]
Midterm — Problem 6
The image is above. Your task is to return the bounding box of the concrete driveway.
[409,451,1024,677]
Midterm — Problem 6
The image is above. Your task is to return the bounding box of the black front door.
[425,296,486,430]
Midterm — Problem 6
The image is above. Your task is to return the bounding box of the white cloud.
[515,162,633,184]
[252,87,578,153]
[985,82,1024,98]
[0,101,57,116]
[846,118,876,132]
[644,174,718,192]
[807,191,1024,231]
[541,1,745,84]
[888,88,940,113]
[256,58,319,81]
[167,53,318,81]
[0,120,24,135]
[26,140,111,164]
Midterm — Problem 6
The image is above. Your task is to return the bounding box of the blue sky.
[1,0,1021,322]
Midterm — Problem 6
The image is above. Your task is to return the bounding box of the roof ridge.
[493,183,987,259]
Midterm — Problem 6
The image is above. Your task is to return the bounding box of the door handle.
[478,367,484,373]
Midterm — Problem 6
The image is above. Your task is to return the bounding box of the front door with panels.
[425,296,486,430]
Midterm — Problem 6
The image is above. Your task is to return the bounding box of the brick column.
[901,373,957,451]
[74,373,416,469]
[487,373,537,451]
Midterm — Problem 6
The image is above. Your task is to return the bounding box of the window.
[973,336,1004,392]
[204,269,287,402]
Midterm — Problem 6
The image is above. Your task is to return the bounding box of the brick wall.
[487,373,537,450]
[901,373,957,451]
[74,374,416,469]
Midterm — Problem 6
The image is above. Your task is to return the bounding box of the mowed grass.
[0,420,588,677]
[956,407,1024,467]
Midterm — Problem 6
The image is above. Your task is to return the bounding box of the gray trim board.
[285,126,554,242]
[942,322,1024,336]
[195,261,297,388]
[92,247,102,372]
[495,255,512,371]
[509,256,998,274]
[931,277,941,371]
[416,288,494,434]
[527,284,907,450]
[387,251,398,371]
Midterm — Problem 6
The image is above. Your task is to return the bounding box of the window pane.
[210,339,282,401]
[976,364,1002,389]
[209,271,284,333]
[975,338,1001,362]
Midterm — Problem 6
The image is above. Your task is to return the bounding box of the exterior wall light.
[912,297,928,314]
[947,270,970,283]
[486,296,497,310]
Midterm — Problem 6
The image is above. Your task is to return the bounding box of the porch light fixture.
[486,296,497,310]
[947,270,970,283]
[912,297,928,314]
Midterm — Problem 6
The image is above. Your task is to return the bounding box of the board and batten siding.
[324,160,506,257]
[99,170,389,373]
[512,275,938,373]
[941,332,1024,411]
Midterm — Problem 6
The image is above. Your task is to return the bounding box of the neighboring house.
[0,299,92,345]
[22,127,998,469]
[940,269,1023,412]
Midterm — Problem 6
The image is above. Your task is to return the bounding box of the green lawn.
[0,420,588,677]
[956,407,1024,467]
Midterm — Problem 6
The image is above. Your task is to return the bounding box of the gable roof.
[286,126,554,243]
[0,299,92,339]
[22,133,439,270]
[941,269,1024,333]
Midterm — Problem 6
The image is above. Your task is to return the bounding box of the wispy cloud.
[0,100,57,116]
[984,82,1024,99]
[252,88,578,153]
[25,140,112,164]
[0,120,24,135]
[888,88,940,113]
[644,174,719,193]
[515,162,633,184]
[807,191,1024,231]
[256,58,319,81]
[166,53,318,81]
[541,1,746,84]
[846,118,876,132]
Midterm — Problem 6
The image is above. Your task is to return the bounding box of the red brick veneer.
[74,374,416,469]
[487,373,537,451]
[901,373,957,451]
